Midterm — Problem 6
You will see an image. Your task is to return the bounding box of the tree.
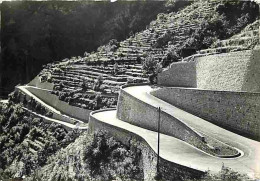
[93,75,103,91]
[113,62,119,75]
[81,79,89,92]
[142,54,162,84]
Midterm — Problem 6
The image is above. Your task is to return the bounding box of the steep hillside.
[35,0,259,112]
[1,0,191,98]
[0,1,259,180]
[0,101,82,178]
[182,18,259,61]
[25,131,143,181]
[198,19,259,55]
[37,61,146,111]
[24,131,251,181]
[85,0,258,66]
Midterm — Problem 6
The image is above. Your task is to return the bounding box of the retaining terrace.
[158,49,260,92]
[45,64,147,94]
[17,86,81,125]
[89,109,205,180]
[79,0,219,66]
[20,86,91,123]
[116,84,205,145]
[151,87,260,141]
[89,85,260,179]
[187,20,259,57]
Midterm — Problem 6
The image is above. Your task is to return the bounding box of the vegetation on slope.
[0,100,82,179]
[185,165,253,181]
[39,60,147,110]
[1,1,259,180]
[1,1,258,96]
[142,54,163,84]
[1,0,191,97]
[34,1,259,109]
[2,127,255,181]
[25,131,143,181]
[1,98,257,180]
[164,1,259,61]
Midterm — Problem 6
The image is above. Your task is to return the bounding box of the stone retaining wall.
[158,49,260,92]
[151,87,260,141]
[116,88,204,144]
[17,88,76,124]
[25,87,91,122]
[88,111,204,181]
[22,107,73,131]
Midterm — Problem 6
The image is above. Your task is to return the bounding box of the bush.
[84,131,143,180]
[142,54,162,84]
[35,102,42,113]
[0,101,82,178]
[93,75,103,91]
[58,92,65,101]
[186,165,251,181]
[113,62,119,75]
[23,97,28,105]
[46,111,53,118]
[81,79,89,91]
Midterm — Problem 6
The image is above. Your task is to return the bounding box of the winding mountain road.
[18,86,88,130]
[23,107,88,130]
[91,85,260,179]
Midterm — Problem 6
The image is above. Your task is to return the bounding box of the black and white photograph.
[0,0,260,180]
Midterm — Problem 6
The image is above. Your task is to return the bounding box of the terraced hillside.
[29,0,258,119]
[37,61,147,111]
[183,19,259,60]
[93,0,220,63]
[0,0,259,180]
[83,0,258,65]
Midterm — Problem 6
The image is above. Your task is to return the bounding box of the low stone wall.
[17,88,75,124]
[89,111,204,181]
[158,61,197,88]
[158,49,260,92]
[28,76,54,90]
[151,87,260,141]
[116,88,204,144]
[26,87,91,122]
[22,107,73,131]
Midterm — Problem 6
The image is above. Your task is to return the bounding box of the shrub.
[35,102,42,113]
[142,54,162,84]
[186,165,251,181]
[113,62,119,75]
[58,92,65,101]
[23,97,27,105]
[93,75,103,91]
[84,131,143,180]
[46,111,53,118]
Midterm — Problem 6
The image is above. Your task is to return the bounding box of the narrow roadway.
[17,86,88,129]
[18,86,84,124]
[0,99,8,104]
[92,85,260,179]
[23,107,88,130]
